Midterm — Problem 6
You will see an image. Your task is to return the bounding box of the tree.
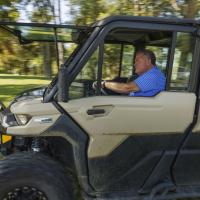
[69,0,107,24]
[69,0,200,23]
[0,0,20,21]
[1,0,200,77]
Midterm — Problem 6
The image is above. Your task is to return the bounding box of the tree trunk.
[58,42,64,67]
[184,0,197,18]
[23,61,29,75]
[177,0,197,75]
[43,43,52,78]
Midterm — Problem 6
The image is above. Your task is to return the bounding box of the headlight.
[15,114,31,125]
[2,113,18,127]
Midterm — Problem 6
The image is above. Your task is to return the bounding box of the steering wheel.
[92,81,121,95]
[100,87,108,95]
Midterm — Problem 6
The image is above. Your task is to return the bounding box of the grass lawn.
[0,74,51,106]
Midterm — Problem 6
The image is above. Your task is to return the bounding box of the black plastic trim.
[119,44,124,77]
[93,16,200,27]
[50,101,95,193]
[87,133,182,192]
[96,42,104,95]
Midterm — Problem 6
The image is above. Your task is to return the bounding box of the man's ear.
[147,58,152,66]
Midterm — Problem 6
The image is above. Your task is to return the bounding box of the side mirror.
[58,65,69,102]
[71,30,87,43]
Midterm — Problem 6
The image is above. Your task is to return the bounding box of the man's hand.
[92,81,97,90]
[101,80,106,88]
[92,81,106,90]
[93,80,139,94]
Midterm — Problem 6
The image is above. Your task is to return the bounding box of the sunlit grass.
[0,74,51,106]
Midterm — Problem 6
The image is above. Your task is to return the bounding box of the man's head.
[134,49,156,75]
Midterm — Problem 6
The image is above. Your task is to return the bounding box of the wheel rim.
[3,186,48,200]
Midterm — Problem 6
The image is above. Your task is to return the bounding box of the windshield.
[43,30,92,102]
[0,21,93,102]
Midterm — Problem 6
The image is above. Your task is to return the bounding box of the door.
[60,24,197,192]
[60,93,195,192]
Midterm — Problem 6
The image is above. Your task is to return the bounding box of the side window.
[102,44,121,80]
[121,45,135,77]
[68,47,99,99]
[170,32,193,90]
[102,43,134,80]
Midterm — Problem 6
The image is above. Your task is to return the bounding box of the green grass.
[0,74,51,106]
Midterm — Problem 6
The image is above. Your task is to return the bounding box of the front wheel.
[0,152,73,200]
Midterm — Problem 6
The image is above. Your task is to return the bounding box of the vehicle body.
[0,16,200,200]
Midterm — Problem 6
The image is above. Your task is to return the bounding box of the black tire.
[0,152,73,200]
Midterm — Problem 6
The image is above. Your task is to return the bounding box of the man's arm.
[104,81,140,94]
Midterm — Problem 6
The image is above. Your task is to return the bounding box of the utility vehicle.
[0,16,200,200]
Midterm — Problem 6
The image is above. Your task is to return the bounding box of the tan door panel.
[59,92,196,158]
[87,134,129,158]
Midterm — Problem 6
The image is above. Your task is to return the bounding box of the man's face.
[134,53,152,75]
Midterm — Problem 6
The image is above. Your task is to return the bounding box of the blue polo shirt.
[129,66,166,97]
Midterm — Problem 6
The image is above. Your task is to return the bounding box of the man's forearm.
[104,81,139,94]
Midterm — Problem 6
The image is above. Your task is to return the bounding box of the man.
[102,49,166,97]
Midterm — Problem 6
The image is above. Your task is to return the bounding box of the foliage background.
[0,0,200,104]
[0,0,200,78]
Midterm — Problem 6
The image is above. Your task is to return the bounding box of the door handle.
[87,109,105,115]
